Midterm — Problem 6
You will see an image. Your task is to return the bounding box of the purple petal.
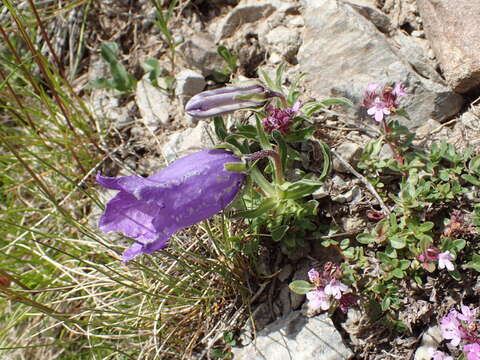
[97,149,245,262]
[122,243,144,262]
[291,101,303,113]
[392,83,408,97]
[308,269,320,282]
[97,172,150,194]
[367,82,380,92]
[99,191,161,242]
[374,109,384,122]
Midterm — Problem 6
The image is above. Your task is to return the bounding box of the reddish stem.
[382,120,404,166]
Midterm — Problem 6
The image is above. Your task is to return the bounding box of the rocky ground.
[72,0,480,358]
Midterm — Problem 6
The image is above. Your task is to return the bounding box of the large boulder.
[417,0,480,93]
[298,0,463,128]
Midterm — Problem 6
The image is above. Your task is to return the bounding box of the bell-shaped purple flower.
[97,149,245,262]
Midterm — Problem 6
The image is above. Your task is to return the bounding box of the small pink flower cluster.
[418,247,455,272]
[437,306,480,360]
[361,82,408,122]
[262,101,302,134]
[306,262,354,313]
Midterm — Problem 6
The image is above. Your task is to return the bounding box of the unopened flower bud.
[185,82,268,118]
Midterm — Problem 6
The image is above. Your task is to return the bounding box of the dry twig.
[331,149,391,216]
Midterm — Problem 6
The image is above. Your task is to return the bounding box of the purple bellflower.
[185,82,268,118]
[97,149,245,262]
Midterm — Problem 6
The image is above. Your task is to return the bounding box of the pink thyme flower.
[458,306,477,324]
[361,82,408,122]
[393,82,408,97]
[262,101,302,134]
[441,310,463,346]
[418,247,441,263]
[324,279,349,300]
[306,288,331,311]
[430,349,453,360]
[304,264,355,313]
[361,82,380,108]
[438,251,455,271]
[308,268,320,283]
[367,98,391,122]
[464,343,480,360]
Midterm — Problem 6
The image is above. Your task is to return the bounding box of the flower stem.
[382,120,404,166]
[248,150,285,185]
[249,166,275,196]
[267,90,288,108]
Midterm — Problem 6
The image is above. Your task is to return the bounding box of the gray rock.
[414,325,443,360]
[265,25,301,63]
[449,105,480,151]
[273,284,292,318]
[288,15,304,28]
[332,142,362,173]
[161,121,216,163]
[414,118,440,136]
[379,143,395,161]
[175,69,205,105]
[332,185,362,204]
[298,0,463,128]
[391,32,445,84]
[332,174,348,188]
[383,0,421,31]
[88,57,135,128]
[178,34,225,77]
[232,311,353,360]
[215,0,276,42]
[417,0,480,93]
[413,119,443,146]
[290,260,310,310]
[312,184,329,199]
[342,308,364,346]
[412,30,425,38]
[277,264,293,282]
[135,75,170,128]
[89,90,135,129]
[235,34,267,78]
[251,302,274,332]
[343,0,391,33]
